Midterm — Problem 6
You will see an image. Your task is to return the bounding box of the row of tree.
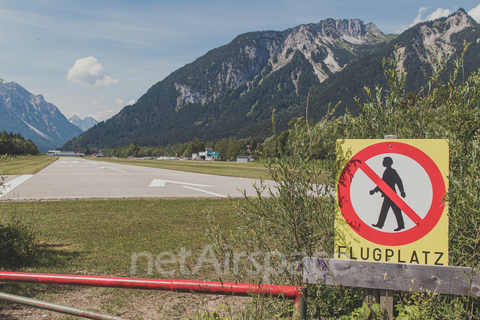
[95,136,259,161]
[0,131,39,155]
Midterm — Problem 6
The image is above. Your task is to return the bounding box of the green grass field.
[0,198,250,318]
[87,157,329,183]
[0,155,329,318]
[0,155,270,279]
[0,155,58,175]
[0,155,312,318]
[0,198,241,277]
[88,157,270,179]
[1,155,328,183]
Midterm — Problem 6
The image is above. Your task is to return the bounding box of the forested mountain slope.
[65,9,479,150]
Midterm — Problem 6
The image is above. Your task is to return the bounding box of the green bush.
[0,154,38,269]
[207,42,480,319]
[0,220,37,269]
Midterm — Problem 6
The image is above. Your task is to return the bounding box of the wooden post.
[363,288,393,319]
[363,288,380,318]
[363,288,379,306]
[380,289,394,319]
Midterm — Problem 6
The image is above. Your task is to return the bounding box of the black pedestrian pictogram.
[370,157,406,232]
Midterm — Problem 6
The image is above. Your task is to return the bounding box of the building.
[193,148,219,161]
[236,156,253,162]
[46,150,84,156]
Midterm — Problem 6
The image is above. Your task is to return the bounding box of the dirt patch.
[35,241,72,251]
[0,286,251,319]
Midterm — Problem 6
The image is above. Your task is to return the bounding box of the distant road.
[0,158,274,201]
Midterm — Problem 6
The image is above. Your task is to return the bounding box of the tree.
[214,138,229,159]
[250,138,257,152]
[0,131,39,155]
[184,141,195,157]
[193,138,205,153]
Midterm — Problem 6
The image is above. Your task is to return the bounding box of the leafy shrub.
[207,42,480,318]
[0,219,37,269]
[0,155,38,269]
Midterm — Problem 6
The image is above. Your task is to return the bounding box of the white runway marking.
[182,186,227,198]
[98,167,125,172]
[149,179,211,187]
[0,175,34,198]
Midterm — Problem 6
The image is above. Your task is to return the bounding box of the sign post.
[335,139,449,318]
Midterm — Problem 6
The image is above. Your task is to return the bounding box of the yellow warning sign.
[334,139,449,265]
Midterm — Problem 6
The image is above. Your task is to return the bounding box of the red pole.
[0,272,306,318]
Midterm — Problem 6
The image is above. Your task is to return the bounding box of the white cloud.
[94,107,121,121]
[95,75,119,87]
[409,7,452,28]
[469,4,480,23]
[115,98,136,106]
[426,8,452,21]
[67,57,119,87]
[411,7,429,27]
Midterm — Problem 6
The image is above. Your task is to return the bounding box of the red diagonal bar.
[359,162,423,225]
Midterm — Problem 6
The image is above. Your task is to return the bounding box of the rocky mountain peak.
[446,7,475,31]
[0,79,13,85]
[171,17,388,111]
[365,22,382,34]
[315,18,367,38]
[68,115,99,132]
[0,81,83,151]
[400,7,478,71]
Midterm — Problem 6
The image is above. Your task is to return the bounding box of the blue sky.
[1,1,479,121]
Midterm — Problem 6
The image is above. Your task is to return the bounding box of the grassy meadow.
[88,156,270,179]
[0,198,247,319]
[0,155,58,175]
[0,155,258,318]
[0,198,241,277]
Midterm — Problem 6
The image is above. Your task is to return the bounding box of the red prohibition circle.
[337,141,446,246]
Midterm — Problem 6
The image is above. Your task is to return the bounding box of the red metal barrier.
[0,272,306,319]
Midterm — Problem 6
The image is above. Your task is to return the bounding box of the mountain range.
[3,9,477,152]
[65,16,393,149]
[66,9,478,150]
[306,8,480,120]
[68,115,99,132]
[0,79,83,152]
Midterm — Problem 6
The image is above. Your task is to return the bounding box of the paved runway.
[0,158,274,201]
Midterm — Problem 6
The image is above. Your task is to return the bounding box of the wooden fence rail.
[303,258,480,296]
[303,258,479,319]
